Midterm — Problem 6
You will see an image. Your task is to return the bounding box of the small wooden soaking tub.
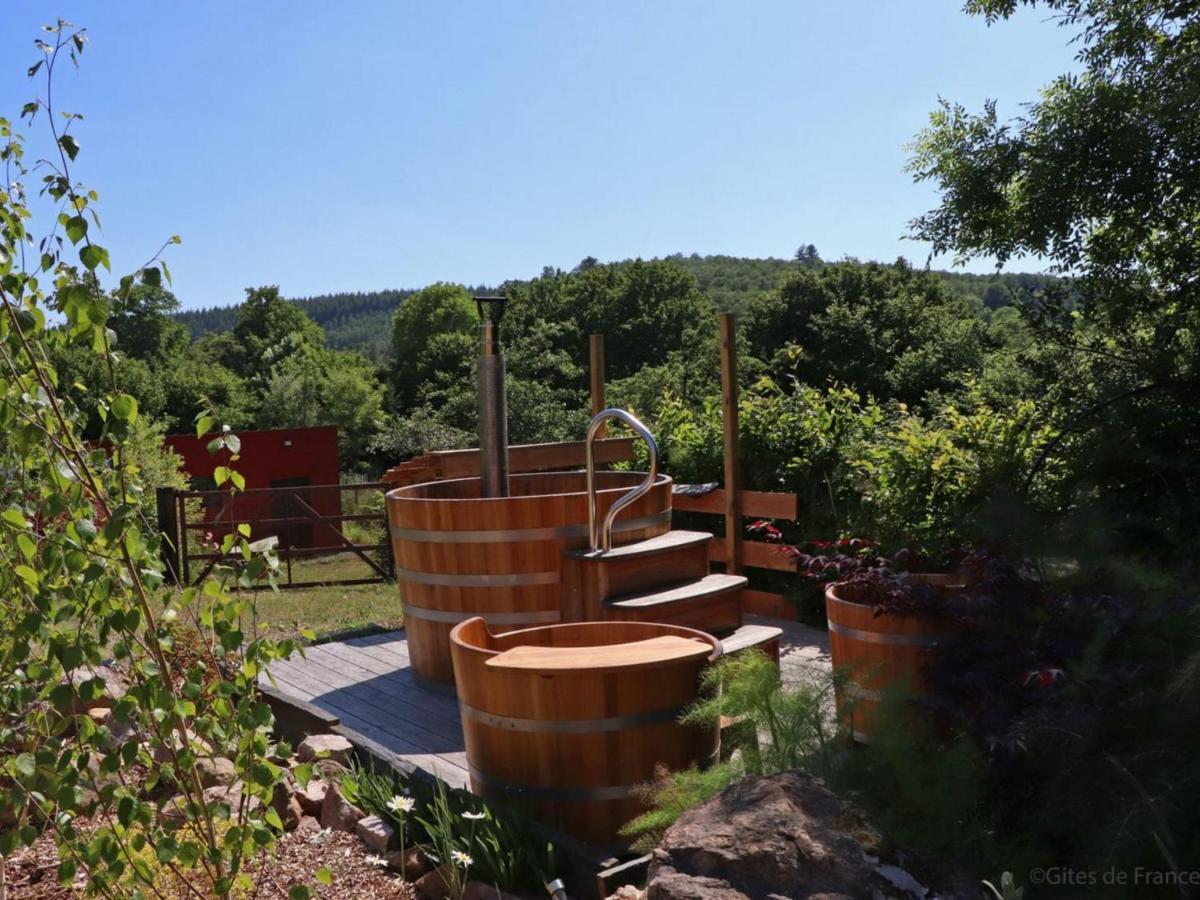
[387,470,673,685]
[449,617,721,845]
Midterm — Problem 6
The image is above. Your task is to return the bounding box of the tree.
[108,284,190,362]
[744,260,987,406]
[907,0,1200,555]
[229,284,324,377]
[388,283,476,412]
[794,244,820,268]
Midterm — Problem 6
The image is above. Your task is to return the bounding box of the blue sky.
[1,3,1077,310]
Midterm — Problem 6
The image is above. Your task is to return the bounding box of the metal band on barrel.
[459,702,686,734]
[826,619,944,648]
[390,509,670,544]
[396,568,560,587]
[468,767,637,802]
[402,605,561,625]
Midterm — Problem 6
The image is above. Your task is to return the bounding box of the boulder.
[646,771,931,899]
[294,778,328,816]
[62,665,128,713]
[414,866,452,900]
[196,756,237,788]
[462,883,528,900]
[385,845,433,879]
[355,813,395,853]
[272,779,303,832]
[319,779,364,832]
[297,734,354,766]
[294,815,323,838]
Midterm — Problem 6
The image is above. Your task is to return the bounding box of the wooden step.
[604,573,745,633]
[566,529,712,561]
[561,530,714,620]
[719,623,783,664]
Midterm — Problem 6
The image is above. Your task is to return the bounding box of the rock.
[385,846,432,879]
[646,771,924,899]
[355,814,395,852]
[319,779,364,832]
[414,866,451,900]
[607,888,646,900]
[294,815,323,837]
[271,779,303,832]
[62,665,128,713]
[294,778,328,816]
[196,756,237,788]
[163,780,261,822]
[311,758,350,782]
[296,734,354,766]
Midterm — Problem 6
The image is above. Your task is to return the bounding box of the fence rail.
[157,481,395,590]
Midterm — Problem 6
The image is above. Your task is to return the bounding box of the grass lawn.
[187,552,404,642]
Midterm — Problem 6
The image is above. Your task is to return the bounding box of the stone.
[319,779,364,832]
[294,778,328,816]
[296,734,354,766]
[196,756,237,788]
[385,846,432,879]
[414,866,451,900]
[311,758,350,783]
[62,664,128,713]
[355,813,395,852]
[294,815,323,837]
[607,888,646,900]
[646,771,928,899]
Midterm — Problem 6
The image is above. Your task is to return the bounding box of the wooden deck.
[265,615,830,790]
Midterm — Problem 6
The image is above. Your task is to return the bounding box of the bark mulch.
[2,818,416,899]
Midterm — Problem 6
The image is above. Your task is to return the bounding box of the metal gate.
[158,482,394,589]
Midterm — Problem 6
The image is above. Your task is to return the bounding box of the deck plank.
[261,620,828,795]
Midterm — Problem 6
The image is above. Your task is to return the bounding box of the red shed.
[164,425,342,549]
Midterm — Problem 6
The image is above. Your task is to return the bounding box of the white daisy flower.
[461,811,485,820]
[386,794,415,814]
[450,850,473,867]
[365,854,388,867]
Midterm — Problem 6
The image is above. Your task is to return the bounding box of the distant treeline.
[171,255,1055,359]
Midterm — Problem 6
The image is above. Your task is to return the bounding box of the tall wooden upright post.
[719,313,742,574]
[590,333,606,437]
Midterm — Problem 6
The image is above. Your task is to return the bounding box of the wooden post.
[589,333,606,437]
[156,487,181,584]
[719,314,742,574]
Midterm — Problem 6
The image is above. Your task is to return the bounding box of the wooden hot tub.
[386,470,673,685]
[449,617,720,845]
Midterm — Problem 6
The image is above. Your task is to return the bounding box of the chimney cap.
[474,295,506,323]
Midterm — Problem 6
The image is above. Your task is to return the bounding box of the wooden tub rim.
[449,617,722,676]
[825,582,960,647]
[386,470,672,506]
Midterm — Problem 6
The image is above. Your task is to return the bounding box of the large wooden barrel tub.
[387,471,673,685]
[825,575,963,743]
[449,617,721,845]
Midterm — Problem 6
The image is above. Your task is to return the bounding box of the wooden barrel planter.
[825,575,962,744]
[387,471,673,685]
[449,617,721,845]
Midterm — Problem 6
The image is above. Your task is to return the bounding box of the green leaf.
[288,887,312,900]
[315,867,333,886]
[65,215,87,244]
[213,466,229,487]
[230,470,246,491]
[195,415,215,438]
[264,807,283,830]
[225,433,242,454]
[58,134,80,161]
[14,752,36,778]
[2,507,28,529]
[139,266,162,287]
[79,243,110,272]
[111,394,138,422]
[14,565,39,587]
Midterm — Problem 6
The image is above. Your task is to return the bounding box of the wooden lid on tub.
[486,635,713,672]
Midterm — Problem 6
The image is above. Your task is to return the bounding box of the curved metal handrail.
[585,408,660,552]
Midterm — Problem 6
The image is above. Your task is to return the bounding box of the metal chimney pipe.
[475,295,509,497]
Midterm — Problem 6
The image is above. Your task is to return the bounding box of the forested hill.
[172,254,1052,358]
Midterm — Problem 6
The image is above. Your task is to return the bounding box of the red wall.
[165,425,342,549]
